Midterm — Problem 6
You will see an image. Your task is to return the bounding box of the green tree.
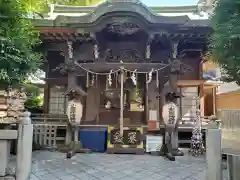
[210,0,240,85]
[23,82,43,109]
[0,0,42,88]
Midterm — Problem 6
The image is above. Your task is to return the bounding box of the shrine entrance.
[76,18,167,129]
[78,62,161,128]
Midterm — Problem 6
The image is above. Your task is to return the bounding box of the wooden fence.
[218,109,240,156]
[217,109,240,126]
[31,113,68,124]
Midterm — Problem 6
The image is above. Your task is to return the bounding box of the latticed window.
[49,86,67,114]
[180,87,199,122]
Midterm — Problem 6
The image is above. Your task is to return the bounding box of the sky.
[140,0,199,6]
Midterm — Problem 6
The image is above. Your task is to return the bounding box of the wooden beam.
[37,27,75,33]
[177,80,205,86]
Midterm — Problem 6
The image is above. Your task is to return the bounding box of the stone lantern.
[62,85,88,158]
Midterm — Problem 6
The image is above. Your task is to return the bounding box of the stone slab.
[0,141,10,176]
[0,175,15,180]
[0,130,17,140]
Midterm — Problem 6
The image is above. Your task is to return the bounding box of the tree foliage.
[0,0,42,88]
[23,82,43,109]
[210,0,240,85]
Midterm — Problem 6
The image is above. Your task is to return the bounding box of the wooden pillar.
[65,41,74,145]
[156,76,160,128]
[68,73,76,88]
[213,87,217,115]
[43,83,49,114]
[145,74,149,125]
[43,52,50,114]
[120,67,124,135]
[199,57,205,116]
[200,84,205,117]
[179,86,183,121]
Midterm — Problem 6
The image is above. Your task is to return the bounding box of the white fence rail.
[33,124,58,148]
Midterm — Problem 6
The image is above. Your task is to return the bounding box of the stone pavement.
[10,150,228,180]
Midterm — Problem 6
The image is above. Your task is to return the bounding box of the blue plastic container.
[79,128,108,152]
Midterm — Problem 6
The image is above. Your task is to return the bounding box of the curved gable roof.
[34,1,210,29]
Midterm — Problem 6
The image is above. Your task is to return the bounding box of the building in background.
[202,61,240,111]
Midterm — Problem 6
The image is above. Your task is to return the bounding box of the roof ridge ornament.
[197,0,215,15]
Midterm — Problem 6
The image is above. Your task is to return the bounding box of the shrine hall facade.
[33,0,214,129]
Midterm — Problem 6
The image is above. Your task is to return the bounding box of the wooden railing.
[217,109,240,156]
[31,113,68,124]
[217,109,240,123]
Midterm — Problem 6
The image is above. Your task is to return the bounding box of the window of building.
[179,86,199,123]
[49,86,67,114]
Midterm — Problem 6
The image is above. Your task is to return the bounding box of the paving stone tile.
[58,174,78,180]
[88,170,107,177]
[96,174,118,180]
[121,169,135,175]
[118,177,136,180]
[38,174,60,180]
[33,170,50,177]
[29,174,40,180]
[71,172,87,178]
[52,171,70,177]
[8,150,229,180]
[110,171,128,178]
[104,168,117,173]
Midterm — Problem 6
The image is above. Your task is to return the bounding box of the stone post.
[0,127,18,177]
[205,121,222,180]
[16,112,33,180]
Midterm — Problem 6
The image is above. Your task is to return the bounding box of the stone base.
[0,175,15,180]
[107,148,145,155]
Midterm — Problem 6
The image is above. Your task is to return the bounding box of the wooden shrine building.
[34,0,211,130]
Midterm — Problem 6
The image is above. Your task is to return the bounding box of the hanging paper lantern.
[131,70,137,86]
[147,69,153,84]
[91,74,95,86]
[108,70,113,87]
[67,41,73,59]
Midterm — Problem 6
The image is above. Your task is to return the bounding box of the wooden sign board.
[107,126,144,154]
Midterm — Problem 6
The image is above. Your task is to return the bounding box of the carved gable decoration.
[106,22,140,35]
[103,42,144,62]
[104,48,143,62]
